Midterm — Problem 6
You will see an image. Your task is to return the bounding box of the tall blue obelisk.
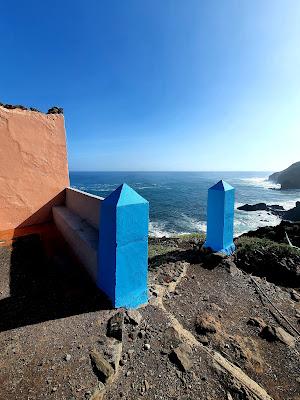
[204,180,235,255]
[98,183,149,309]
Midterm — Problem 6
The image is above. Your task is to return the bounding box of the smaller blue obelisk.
[203,180,235,255]
[98,183,149,309]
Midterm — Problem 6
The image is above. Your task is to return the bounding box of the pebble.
[144,343,151,350]
[65,354,71,361]
[138,330,146,339]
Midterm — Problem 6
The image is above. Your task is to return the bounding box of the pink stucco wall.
[0,106,69,231]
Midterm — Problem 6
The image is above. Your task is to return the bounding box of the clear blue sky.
[1,1,300,171]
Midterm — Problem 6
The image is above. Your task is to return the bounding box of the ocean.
[70,171,300,237]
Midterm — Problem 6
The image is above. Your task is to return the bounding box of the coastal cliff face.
[269,161,300,189]
[0,106,69,231]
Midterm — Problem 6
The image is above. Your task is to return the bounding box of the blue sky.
[1,1,300,171]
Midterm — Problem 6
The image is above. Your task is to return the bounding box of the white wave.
[178,214,207,233]
[136,186,157,190]
[234,210,281,236]
[149,221,174,238]
[238,177,280,190]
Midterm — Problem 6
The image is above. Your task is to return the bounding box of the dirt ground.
[0,234,300,400]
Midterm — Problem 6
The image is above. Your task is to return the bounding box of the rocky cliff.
[269,161,300,189]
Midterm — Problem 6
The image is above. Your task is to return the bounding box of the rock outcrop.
[284,201,300,221]
[269,161,300,189]
[237,203,284,212]
[238,202,300,222]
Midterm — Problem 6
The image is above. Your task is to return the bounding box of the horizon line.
[69,170,273,173]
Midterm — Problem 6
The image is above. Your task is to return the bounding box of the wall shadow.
[0,196,111,333]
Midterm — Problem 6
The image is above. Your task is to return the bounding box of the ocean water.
[70,171,300,237]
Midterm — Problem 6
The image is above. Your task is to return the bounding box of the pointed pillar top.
[209,180,234,192]
[104,183,148,206]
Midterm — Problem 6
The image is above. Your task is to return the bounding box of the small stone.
[170,343,192,372]
[260,325,295,347]
[163,326,181,350]
[126,310,142,326]
[195,313,219,335]
[138,330,146,339]
[90,350,115,384]
[247,317,266,329]
[65,354,71,361]
[144,343,150,350]
[274,327,295,347]
[198,335,209,345]
[89,382,105,400]
[51,387,58,393]
[144,379,150,391]
[47,106,63,115]
[291,290,300,302]
[127,349,135,358]
[126,370,131,377]
[107,312,124,341]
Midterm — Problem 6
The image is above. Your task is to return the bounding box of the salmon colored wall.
[0,106,69,231]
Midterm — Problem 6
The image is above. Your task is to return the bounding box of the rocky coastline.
[238,201,300,222]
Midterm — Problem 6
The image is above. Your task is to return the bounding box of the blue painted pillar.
[98,183,149,309]
[203,180,235,255]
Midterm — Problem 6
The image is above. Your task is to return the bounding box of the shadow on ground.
[0,234,111,332]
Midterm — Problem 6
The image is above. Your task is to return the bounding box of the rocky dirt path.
[1,234,300,399]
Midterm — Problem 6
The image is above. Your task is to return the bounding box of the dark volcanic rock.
[238,201,300,222]
[284,201,300,222]
[241,220,300,246]
[107,312,124,341]
[238,203,285,213]
[47,106,63,114]
[238,203,268,211]
[269,161,300,189]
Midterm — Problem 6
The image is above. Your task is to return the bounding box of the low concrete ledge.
[53,206,98,282]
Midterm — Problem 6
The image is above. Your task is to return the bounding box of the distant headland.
[269,161,300,189]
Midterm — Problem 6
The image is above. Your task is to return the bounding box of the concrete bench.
[53,185,149,309]
[53,205,99,282]
[53,187,103,282]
